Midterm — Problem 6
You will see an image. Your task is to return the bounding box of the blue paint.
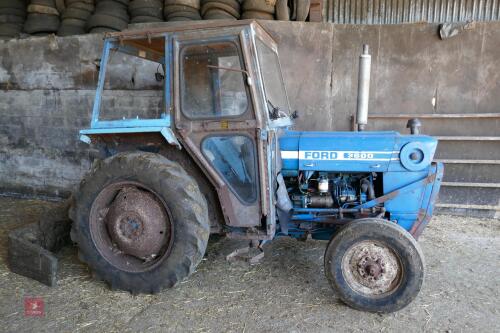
[91,40,111,125]
[79,134,91,144]
[412,162,443,236]
[92,118,170,129]
[281,130,401,172]
[81,126,166,135]
[280,130,443,236]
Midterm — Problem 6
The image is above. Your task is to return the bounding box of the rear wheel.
[324,218,425,313]
[72,152,210,294]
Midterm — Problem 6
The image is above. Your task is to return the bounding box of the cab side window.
[181,41,249,119]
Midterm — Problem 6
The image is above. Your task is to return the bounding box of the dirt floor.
[0,197,499,333]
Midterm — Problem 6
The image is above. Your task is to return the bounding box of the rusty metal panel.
[326,0,500,24]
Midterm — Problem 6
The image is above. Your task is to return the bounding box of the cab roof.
[101,20,275,60]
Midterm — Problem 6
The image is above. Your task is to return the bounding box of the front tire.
[72,152,210,294]
[324,218,425,313]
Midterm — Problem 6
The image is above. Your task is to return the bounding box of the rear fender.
[77,132,224,234]
[80,127,181,149]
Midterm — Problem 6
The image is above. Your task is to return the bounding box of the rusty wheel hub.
[342,241,402,297]
[106,187,168,260]
[117,213,144,241]
[89,182,173,272]
[358,257,383,279]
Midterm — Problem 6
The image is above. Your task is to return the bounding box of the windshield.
[255,38,290,119]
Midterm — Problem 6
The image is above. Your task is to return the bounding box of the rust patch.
[374,189,400,204]
[410,208,427,237]
[75,68,98,87]
[105,186,170,260]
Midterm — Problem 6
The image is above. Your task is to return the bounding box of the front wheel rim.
[341,240,403,297]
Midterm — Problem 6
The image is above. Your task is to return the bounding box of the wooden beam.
[441,182,500,188]
[309,0,324,22]
[436,136,500,141]
[369,113,500,119]
[435,159,500,165]
[436,203,500,211]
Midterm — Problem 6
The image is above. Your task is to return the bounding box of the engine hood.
[279,130,438,173]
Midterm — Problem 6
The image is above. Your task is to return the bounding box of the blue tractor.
[75,21,443,313]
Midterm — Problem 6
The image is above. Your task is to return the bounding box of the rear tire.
[72,151,210,294]
[324,218,425,313]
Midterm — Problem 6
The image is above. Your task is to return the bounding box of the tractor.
[74,20,443,313]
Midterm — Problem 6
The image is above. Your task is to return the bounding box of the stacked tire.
[0,0,26,40]
[275,0,289,21]
[289,0,309,21]
[24,0,60,36]
[87,0,130,33]
[201,0,240,20]
[241,0,275,20]
[58,0,95,36]
[163,0,201,22]
[129,0,163,24]
[55,0,66,13]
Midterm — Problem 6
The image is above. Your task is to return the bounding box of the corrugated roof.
[326,0,500,24]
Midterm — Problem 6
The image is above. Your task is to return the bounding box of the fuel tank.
[279,130,438,173]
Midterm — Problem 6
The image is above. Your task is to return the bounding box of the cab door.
[172,28,272,233]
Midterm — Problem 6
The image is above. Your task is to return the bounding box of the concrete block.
[8,223,59,286]
[7,201,72,287]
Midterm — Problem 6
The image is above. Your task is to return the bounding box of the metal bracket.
[259,129,268,141]
[226,247,264,265]
[160,127,181,149]
[226,241,265,265]
[355,171,437,210]
[79,126,182,150]
[80,134,91,144]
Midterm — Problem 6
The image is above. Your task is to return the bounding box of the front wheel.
[324,218,425,313]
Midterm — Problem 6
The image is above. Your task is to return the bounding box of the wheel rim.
[341,240,403,297]
[89,181,174,273]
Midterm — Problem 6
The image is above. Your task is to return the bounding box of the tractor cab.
[80,21,292,238]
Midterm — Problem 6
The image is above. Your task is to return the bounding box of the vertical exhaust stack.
[356,44,371,131]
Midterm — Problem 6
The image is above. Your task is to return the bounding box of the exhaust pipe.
[356,44,371,131]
